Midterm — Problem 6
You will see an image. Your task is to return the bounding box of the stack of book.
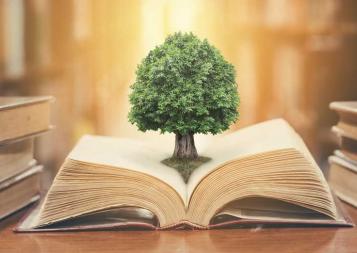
[0,96,52,220]
[328,101,357,208]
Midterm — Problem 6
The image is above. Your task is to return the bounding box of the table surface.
[1,203,357,253]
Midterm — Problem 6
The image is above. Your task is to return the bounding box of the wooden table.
[1,204,357,253]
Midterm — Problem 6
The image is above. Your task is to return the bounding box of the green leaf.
[128,32,240,135]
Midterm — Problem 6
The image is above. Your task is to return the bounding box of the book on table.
[330,101,357,140]
[0,139,40,220]
[0,164,42,220]
[0,96,53,221]
[0,96,53,143]
[328,101,357,208]
[0,138,35,183]
[16,119,353,231]
[338,135,357,161]
[329,153,357,208]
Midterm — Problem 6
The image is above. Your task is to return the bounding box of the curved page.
[187,119,323,198]
[68,135,187,204]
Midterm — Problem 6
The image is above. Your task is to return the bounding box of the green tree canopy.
[129,32,239,159]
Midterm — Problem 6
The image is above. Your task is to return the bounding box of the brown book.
[16,119,353,232]
[0,138,36,182]
[340,150,357,162]
[328,155,357,208]
[339,136,357,161]
[0,96,53,144]
[330,101,357,140]
[0,165,42,220]
[330,128,357,161]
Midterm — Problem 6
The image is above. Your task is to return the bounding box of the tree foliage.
[129,32,239,136]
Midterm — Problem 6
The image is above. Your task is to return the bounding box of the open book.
[16,119,352,231]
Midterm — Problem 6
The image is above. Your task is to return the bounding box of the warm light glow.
[1,0,357,168]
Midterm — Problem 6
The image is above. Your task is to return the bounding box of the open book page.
[68,135,187,205]
[187,118,323,198]
[64,118,324,208]
[213,197,331,223]
[40,207,158,229]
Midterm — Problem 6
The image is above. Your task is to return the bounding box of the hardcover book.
[329,101,357,208]
[0,139,36,182]
[16,119,353,231]
[330,101,357,140]
[329,154,357,208]
[0,96,53,143]
[0,164,42,220]
[339,136,357,161]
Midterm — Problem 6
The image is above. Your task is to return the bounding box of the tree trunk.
[172,133,198,160]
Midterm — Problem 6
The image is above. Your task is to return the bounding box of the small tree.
[129,32,239,160]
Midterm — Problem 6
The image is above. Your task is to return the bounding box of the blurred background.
[0,0,357,178]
